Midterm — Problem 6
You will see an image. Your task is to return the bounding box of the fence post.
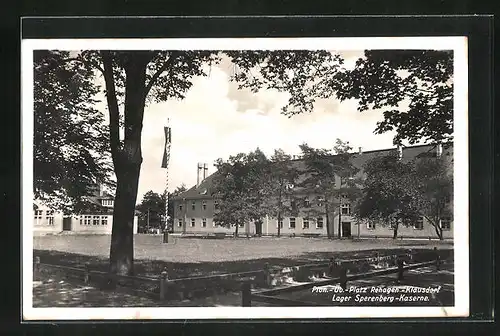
[397,258,404,282]
[434,247,441,271]
[241,282,252,307]
[34,256,41,278]
[339,266,348,290]
[84,262,90,284]
[263,262,272,287]
[160,269,168,301]
[328,258,335,276]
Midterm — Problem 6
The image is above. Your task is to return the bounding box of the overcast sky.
[92,51,414,201]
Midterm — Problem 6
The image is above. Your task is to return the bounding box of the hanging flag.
[161,126,171,168]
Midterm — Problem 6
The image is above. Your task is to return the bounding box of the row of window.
[34,210,55,226]
[101,199,114,207]
[365,217,452,230]
[79,215,108,226]
[179,200,218,212]
[179,200,353,214]
[176,216,452,230]
[177,217,326,229]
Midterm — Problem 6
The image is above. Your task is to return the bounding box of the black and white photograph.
[22,37,469,320]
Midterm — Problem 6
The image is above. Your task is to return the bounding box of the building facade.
[173,143,454,239]
[33,186,138,235]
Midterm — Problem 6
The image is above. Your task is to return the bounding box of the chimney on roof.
[203,163,208,180]
[358,147,363,154]
[436,143,443,158]
[196,163,202,187]
[397,144,403,160]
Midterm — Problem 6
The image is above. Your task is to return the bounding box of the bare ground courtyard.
[31,235,453,307]
[34,234,452,263]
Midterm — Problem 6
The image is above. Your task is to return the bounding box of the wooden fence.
[33,248,449,303]
[241,254,444,307]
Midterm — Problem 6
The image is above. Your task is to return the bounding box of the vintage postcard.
[22,36,469,320]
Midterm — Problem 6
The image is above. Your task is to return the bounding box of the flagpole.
[162,118,171,242]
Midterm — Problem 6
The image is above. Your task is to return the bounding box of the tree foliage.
[135,190,165,233]
[263,149,300,237]
[413,156,453,240]
[228,49,453,145]
[33,50,114,214]
[354,151,453,240]
[212,148,270,236]
[354,152,421,239]
[298,139,361,239]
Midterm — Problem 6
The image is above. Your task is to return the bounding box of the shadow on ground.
[34,246,452,279]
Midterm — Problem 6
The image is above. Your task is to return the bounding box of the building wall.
[33,206,64,234]
[172,197,453,239]
[33,208,139,235]
[171,144,454,239]
[70,214,138,234]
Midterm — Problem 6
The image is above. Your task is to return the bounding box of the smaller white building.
[33,191,138,235]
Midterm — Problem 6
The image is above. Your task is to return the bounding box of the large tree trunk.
[277,212,282,237]
[392,221,399,240]
[110,166,141,275]
[103,52,150,276]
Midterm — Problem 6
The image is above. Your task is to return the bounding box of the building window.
[316,217,324,229]
[341,203,351,215]
[93,215,100,225]
[84,215,91,225]
[34,210,43,226]
[202,218,207,228]
[414,217,424,230]
[367,222,376,230]
[202,200,207,210]
[191,218,195,227]
[303,218,309,229]
[178,219,183,227]
[278,218,283,229]
[101,216,108,225]
[102,199,113,207]
[191,201,196,211]
[214,200,219,210]
[46,210,54,226]
[290,200,297,210]
[289,217,296,229]
[440,217,451,230]
[179,204,183,211]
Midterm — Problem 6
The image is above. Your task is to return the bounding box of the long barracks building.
[171,143,453,240]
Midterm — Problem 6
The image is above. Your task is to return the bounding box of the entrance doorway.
[255,221,263,236]
[341,222,352,238]
[62,217,72,231]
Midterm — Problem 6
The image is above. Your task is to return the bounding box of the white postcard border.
[22,36,469,320]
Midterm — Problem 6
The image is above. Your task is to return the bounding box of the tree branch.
[144,52,179,99]
[62,57,105,75]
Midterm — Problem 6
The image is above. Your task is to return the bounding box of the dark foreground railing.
[241,256,443,307]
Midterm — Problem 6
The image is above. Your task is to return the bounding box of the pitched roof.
[171,173,218,201]
[172,143,453,201]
